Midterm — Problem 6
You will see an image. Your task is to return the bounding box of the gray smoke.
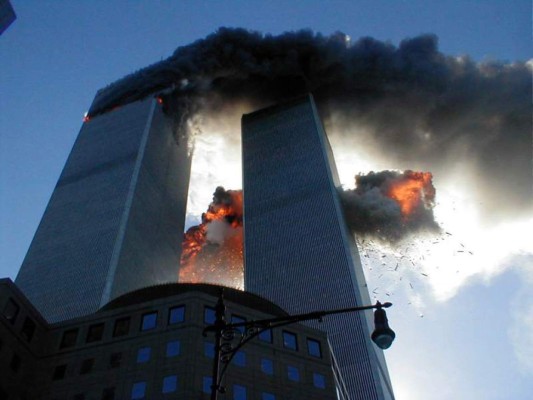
[88,28,532,222]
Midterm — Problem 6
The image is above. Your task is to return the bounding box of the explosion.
[179,187,243,289]
[386,171,435,218]
[340,170,439,242]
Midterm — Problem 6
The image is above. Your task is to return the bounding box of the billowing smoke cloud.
[340,170,439,242]
[88,27,531,223]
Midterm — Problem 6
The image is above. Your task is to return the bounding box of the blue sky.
[1,2,531,399]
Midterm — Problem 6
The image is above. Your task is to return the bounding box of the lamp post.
[203,292,395,400]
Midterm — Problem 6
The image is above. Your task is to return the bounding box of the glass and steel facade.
[16,97,191,323]
[242,95,394,400]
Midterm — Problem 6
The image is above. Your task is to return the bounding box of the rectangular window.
[136,347,151,363]
[60,328,78,349]
[2,298,20,324]
[260,358,273,375]
[313,372,326,389]
[204,307,216,325]
[232,351,246,367]
[73,394,85,400]
[261,393,276,400]
[307,338,322,358]
[109,352,122,369]
[10,353,20,373]
[168,306,185,324]
[131,381,146,399]
[79,358,94,375]
[20,317,36,342]
[202,376,212,394]
[86,323,104,343]
[140,312,157,331]
[282,331,298,350]
[52,364,67,380]
[113,317,130,337]
[162,375,177,393]
[166,340,180,357]
[287,365,300,382]
[258,328,272,343]
[233,384,247,400]
[102,387,115,400]
[204,342,215,358]
[231,315,246,334]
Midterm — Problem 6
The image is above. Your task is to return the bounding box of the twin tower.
[15,94,394,399]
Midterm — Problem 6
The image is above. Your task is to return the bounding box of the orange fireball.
[387,171,434,218]
[179,188,244,289]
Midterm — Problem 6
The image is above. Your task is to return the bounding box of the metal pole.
[210,293,226,400]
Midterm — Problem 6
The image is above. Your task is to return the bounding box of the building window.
[20,317,36,342]
[79,358,94,375]
[52,364,67,380]
[140,311,157,331]
[202,376,212,394]
[258,328,272,343]
[2,298,20,324]
[10,353,21,373]
[102,387,115,400]
[162,375,177,393]
[313,372,326,389]
[136,347,151,363]
[261,393,276,400]
[287,365,300,382]
[204,307,216,325]
[113,317,130,337]
[231,314,246,334]
[86,323,104,343]
[232,351,246,367]
[282,331,298,350]
[168,306,185,324]
[261,358,273,375]
[204,342,215,358]
[166,340,180,357]
[307,338,322,358]
[233,384,247,400]
[73,394,85,400]
[131,381,146,399]
[109,352,122,369]
[60,328,78,349]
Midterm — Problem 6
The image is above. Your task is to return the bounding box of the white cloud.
[508,258,533,375]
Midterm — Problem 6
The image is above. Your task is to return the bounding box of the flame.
[179,188,243,289]
[387,171,435,218]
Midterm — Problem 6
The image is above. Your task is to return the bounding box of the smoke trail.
[88,28,531,222]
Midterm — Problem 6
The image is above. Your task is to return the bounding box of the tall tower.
[242,95,394,400]
[15,96,191,323]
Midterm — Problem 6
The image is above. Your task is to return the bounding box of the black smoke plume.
[88,28,531,222]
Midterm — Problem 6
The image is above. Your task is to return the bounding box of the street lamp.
[203,292,395,400]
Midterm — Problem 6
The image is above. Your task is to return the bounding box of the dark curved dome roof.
[99,283,289,317]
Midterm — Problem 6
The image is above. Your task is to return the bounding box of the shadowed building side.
[242,95,394,400]
[15,97,191,323]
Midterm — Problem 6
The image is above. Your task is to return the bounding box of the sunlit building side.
[15,97,191,323]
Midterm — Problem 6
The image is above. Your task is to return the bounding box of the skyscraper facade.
[16,97,191,323]
[0,0,16,35]
[242,96,395,400]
